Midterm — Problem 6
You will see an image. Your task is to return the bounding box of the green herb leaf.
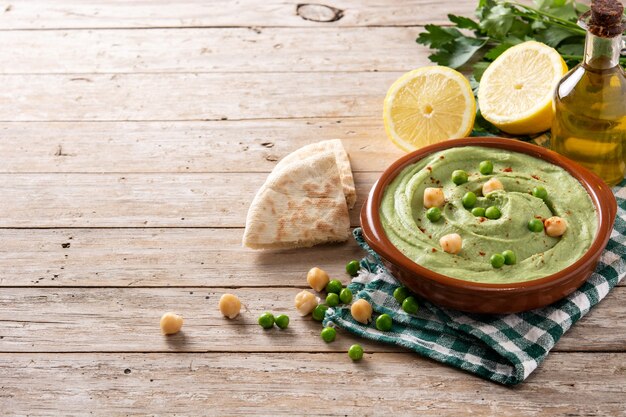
[448,14,480,30]
[430,37,488,69]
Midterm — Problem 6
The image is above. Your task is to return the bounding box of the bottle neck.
[583,32,623,69]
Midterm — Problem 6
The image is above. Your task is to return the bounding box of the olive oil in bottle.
[551,0,626,186]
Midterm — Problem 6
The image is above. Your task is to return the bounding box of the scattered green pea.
[274,314,290,329]
[451,169,469,185]
[528,218,544,233]
[532,186,548,200]
[479,160,493,175]
[258,312,275,329]
[490,253,505,268]
[340,288,353,304]
[325,293,339,308]
[502,250,517,265]
[485,206,501,220]
[426,207,442,222]
[375,314,393,332]
[393,286,410,304]
[312,304,329,321]
[462,192,477,208]
[321,327,336,343]
[471,207,486,217]
[402,296,419,315]
[325,279,343,295]
[346,260,360,276]
[348,344,364,361]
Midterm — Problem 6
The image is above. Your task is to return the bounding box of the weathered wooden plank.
[0,352,625,416]
[0,119,404,173]
[0,287,623,352]
[0,172,375,227]
[0,27,429,74]
[0,72,399,121]
[1,228,622,288]
[0,228,363,287]
[0,1,476,29]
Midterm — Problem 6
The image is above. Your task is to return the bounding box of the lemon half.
[477,41,568,135]
[383,66,476,152]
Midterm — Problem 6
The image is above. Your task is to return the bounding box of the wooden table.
[1,1,625,415]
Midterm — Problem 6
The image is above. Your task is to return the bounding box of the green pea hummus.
[380,146,597,283]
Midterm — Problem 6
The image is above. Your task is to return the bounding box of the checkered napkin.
[324,181,626,385]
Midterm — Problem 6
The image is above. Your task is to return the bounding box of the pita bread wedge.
[243,151,350,249]
[272,139,356,209]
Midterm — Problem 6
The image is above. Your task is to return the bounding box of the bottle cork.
[589,0,625,37]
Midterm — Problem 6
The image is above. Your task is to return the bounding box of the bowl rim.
[361,137,617,292]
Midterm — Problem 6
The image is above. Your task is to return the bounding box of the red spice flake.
[426,166,432,171]
[534,215,545,221]
[565,210,572,215]
[502,167,513,172]
[531,175,540,180]
[428,235,432,239]
[479,251,486,256]
[418,227,426,233]
[439,155,445,159]
[478,217,486,223]
[431,248,437,253]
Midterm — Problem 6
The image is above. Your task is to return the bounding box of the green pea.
[345,260,360,276]
[274,314,290,329]
[479,160,493,175]
[485,206,501,220]
[393,286,410,304]
[348,344,364,361]
[471,207,486,217]
[258,312,275,329]
[490,253,505,268]
[528,218,544,232]
[312,304,329,321]
[325,293,339,307]
[426,207,442,222]
[502,250,517,265]
[402,296,419,314]
[320,327,336,343]
[339,288,353,304]
[462,192,477,208]
[532,186,548,200]
[451,169,469,185]
[375,314,393,332]
[325,279,343,295]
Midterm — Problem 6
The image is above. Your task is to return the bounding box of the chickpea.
[219,293,241,319]
[423,187,445,209]
[544,216,567,237]
[482,178,504,196]
[160,312,183,335]
[294,290,319,316]
[440,233,462,254]
[307,267,330,292]
[350,299,373,324]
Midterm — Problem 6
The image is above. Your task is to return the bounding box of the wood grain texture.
[0,287,623,352]
[0,27,428,74]
[1,352,625,416]
[0,1,476,29]
[0,72,399,121]
[0,172,375,227]
[1,227,623,288]
[0,119,404,173]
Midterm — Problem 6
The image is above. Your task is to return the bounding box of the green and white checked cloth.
[324,181,626,385]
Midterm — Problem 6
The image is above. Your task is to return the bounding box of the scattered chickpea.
[423,187,445,209]
[482,178,504,196]
[544,216,567,237]
[350,299,373,324]
[160,312,183,335]
[440,233,462,254]
[219,293,242,319]
[307,267,330,292]
[294,290,319,316]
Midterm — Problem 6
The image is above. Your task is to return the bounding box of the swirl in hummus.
[380,146,598,283]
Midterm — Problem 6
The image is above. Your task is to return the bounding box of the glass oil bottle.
[551,0,626,186]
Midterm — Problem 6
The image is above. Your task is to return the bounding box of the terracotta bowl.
[360,137,617,314]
